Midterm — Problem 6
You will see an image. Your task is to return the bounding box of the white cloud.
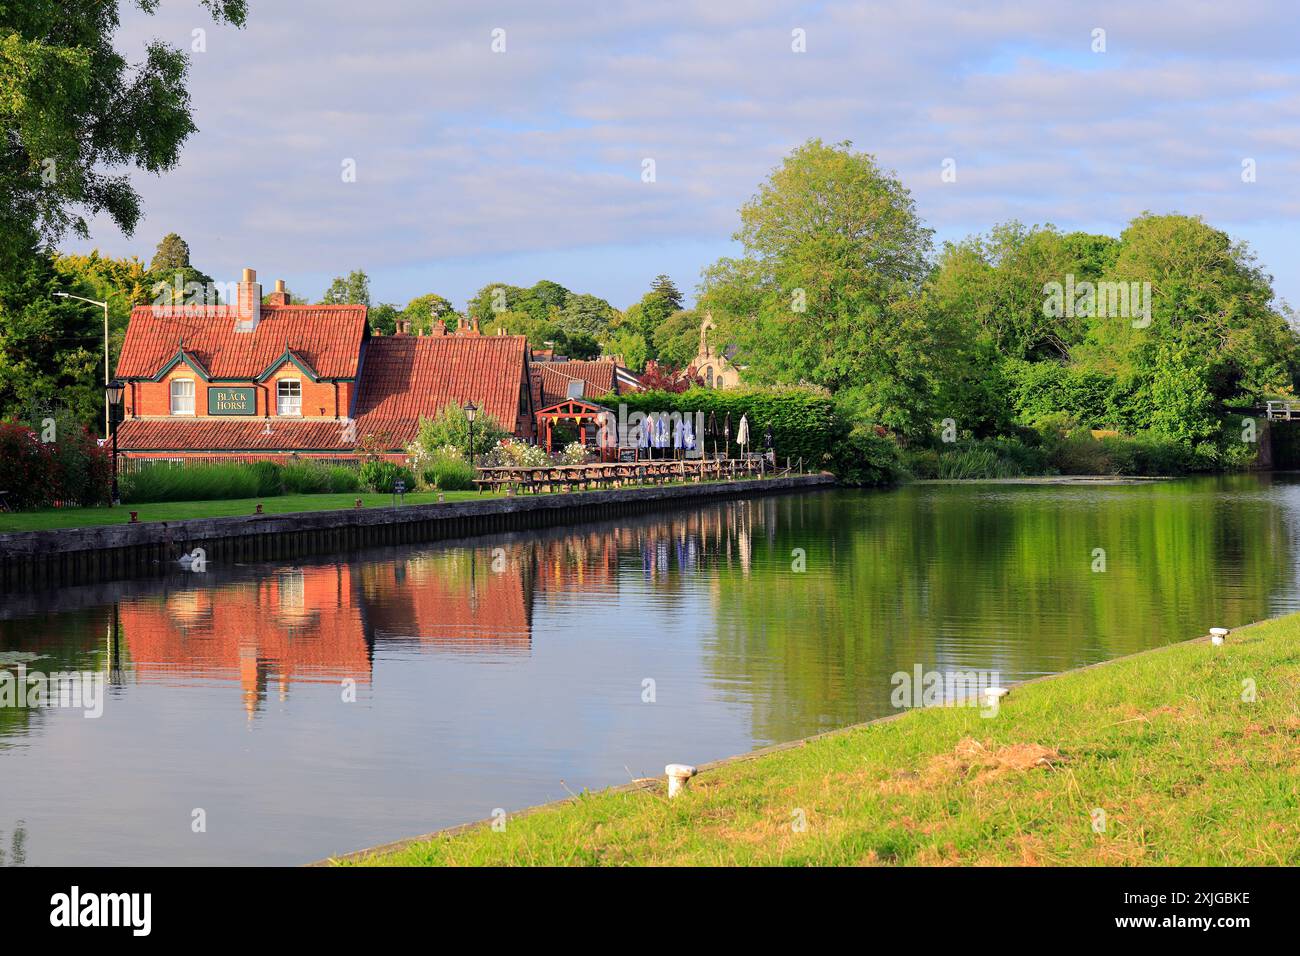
[66,0,1300,307]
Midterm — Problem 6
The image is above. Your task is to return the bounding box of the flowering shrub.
[0,416,111,508]
[482,438,550,468]
[556,441,590,465]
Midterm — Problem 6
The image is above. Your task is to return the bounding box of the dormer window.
[170,379,195,415]
[276,379,302,416]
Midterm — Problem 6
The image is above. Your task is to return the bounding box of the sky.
[68,0,1300,311]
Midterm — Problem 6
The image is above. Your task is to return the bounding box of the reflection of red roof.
[361,553,532,649]
[534,360,617,407]
[352,334,529,444]
[116,304,367,380]
[121,566,371,716]
[117,417,350,451]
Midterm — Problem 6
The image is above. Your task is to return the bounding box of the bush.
[120,462,261,503]
[422,453,475,491]
[359,460,416,493]
[830,426,907,485]
[0,416,111,508]
[249,460,284,496]
[556,440,590,465]
[0,421,54,509]
[407,403,511,466]
[482,438,550,468]
[903,436,1049,479]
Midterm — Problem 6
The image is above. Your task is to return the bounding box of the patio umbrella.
[723,412,732,458]
[706,410,718,458]
[640,414,653,454]
[683,415,696,453]
[737,414,750,453]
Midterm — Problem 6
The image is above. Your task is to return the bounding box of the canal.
[2,475,1298,865]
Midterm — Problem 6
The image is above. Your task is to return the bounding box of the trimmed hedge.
[614,387,840,469]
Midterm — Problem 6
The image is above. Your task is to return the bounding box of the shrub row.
[0,417,112,509]
[121,458,365,504]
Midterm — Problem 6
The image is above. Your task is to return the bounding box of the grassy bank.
[0,491,494,533]
[345,614,1300,866]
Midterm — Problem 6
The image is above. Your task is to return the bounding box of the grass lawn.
[344,615,1300,866]
[0,490,499,533]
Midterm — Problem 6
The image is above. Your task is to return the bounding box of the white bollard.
[1210,627,1229,646]
[665,764,697,798]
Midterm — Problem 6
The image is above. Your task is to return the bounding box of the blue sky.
[70,0,1300,311]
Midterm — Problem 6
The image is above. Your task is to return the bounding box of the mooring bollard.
[254,503,263,515]
[983,685,1009,706]
[1210,627,1229,646]
[129,511,139,523]
[355,498,363,509]
[665,764,697,798]
[436,493,445,503]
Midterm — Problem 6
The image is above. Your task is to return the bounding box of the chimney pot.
[235,267,262,331]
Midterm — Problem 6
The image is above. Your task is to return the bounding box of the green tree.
[145,232,214,305]
[401,292,456,332]
[701,139,937,435]
[0,2,248,268]
[605,330,648,372]
[320,269,370,306]
[652,309,700,370]
[0,245,104,431]
[560,293,616,339]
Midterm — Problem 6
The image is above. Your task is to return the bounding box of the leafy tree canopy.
[0,2,248,268]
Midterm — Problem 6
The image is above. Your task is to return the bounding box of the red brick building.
[114,269,537,462]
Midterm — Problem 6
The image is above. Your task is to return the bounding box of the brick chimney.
[430,319,447,336]
[266,278,291,306]
[394,319,411,336]
[235,268,262,331]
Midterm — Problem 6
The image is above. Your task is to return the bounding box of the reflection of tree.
[706,478,1300,745]
[0,821,27,866]
[0,607,111,740]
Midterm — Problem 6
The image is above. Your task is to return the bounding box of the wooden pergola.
[535,398,612,457]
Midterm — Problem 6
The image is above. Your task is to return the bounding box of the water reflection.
[3,475,1300,864]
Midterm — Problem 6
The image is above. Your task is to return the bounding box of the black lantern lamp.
[106,379,125,505]
[463,400,478,465]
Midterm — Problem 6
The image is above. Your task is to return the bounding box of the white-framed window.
[276,379,302,416]
[170,378,195,415]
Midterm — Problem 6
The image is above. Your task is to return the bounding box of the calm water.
[3,475,1300,865]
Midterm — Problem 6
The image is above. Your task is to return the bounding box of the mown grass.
[0,491,496,532]
[345,615,1300,866]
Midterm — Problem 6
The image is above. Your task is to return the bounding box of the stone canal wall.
[0,474,836,590]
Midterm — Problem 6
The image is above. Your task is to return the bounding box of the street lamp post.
[106,379,125,506]
[55,292,112,436]
[463,400,478,466]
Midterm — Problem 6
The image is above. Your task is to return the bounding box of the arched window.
[705,367,714,388]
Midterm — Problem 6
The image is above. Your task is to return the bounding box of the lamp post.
[106,379,125,506]
[55,292,112,436]
[463,400,478,465]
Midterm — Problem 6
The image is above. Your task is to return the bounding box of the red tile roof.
[352,334,530,445]
[535,360,617,407]
[116,304,368,381]
[118,418,352,452]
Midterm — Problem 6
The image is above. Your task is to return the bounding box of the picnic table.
[472,457,781,495]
